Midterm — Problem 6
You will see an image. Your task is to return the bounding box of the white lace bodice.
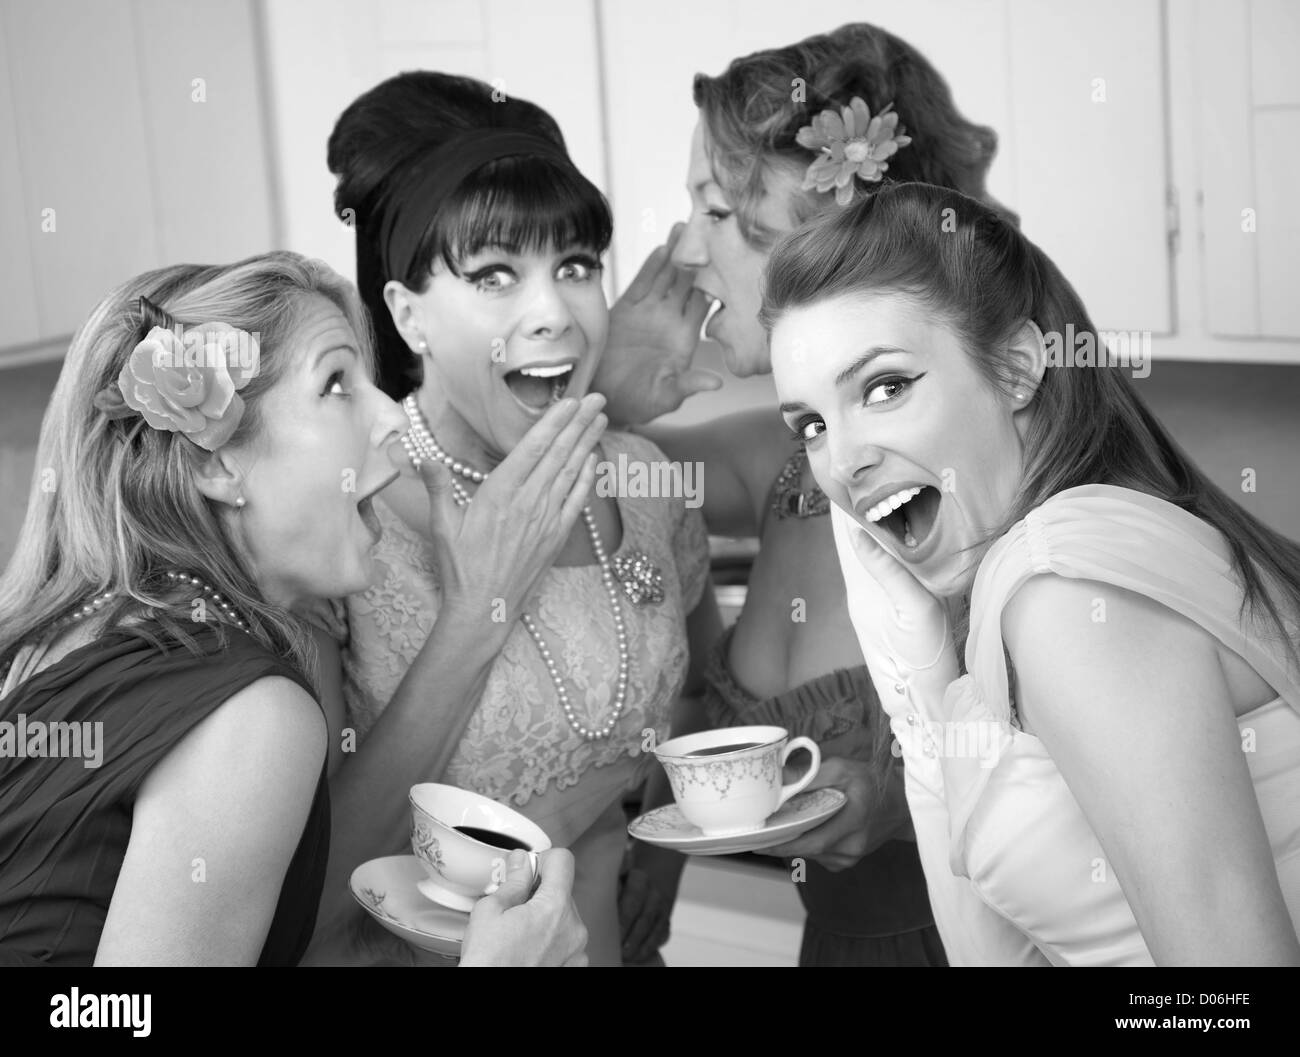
[328,430,710,848]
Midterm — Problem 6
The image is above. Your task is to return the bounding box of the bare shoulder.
[103,674,327,965]
[204,675,326,745]
[724,407,800,501]
[1001,574,1228,737]
[139,674,326,800]
[638,407,792,537]
[1004,574,1208,667]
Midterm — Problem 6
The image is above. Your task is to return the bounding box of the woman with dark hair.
[0,252,591,966]
[765,181,1300,965]
[318,72,717,966]
[598,23,1003,966]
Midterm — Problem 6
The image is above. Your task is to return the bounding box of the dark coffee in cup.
[454,825,532,852]
[684,742,763,757]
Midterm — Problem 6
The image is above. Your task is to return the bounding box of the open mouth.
[356,471,399,543]
[701,292,726,340]
[503,362,575,412]
[862,485,942,552]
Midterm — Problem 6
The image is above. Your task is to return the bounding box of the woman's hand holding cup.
[458,848,589,967]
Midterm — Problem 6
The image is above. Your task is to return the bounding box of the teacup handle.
[776,736,820,808]
[484,850,541,897]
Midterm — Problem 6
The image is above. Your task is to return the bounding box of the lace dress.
[326,430,710,965]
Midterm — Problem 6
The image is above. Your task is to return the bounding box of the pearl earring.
[417,339,428,351]
[235,495,246,509]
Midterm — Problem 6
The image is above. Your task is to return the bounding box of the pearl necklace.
[61,571,249,632]
[401,394,629,740]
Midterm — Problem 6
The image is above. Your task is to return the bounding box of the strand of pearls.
[402,394,487,483]
[401,395,629,740]
[62,572,249,632]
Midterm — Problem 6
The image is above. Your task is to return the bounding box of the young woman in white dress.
[598,23,1013,965]
[762,180,1300,966]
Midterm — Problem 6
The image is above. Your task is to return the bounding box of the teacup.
[652,725,821,837]
[409,783,551,912]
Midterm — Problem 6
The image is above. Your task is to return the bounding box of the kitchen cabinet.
[1187,0,1300,350]
[0,0,274,366]
[3,0,1296,369]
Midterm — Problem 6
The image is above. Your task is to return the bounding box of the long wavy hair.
[327,70,613,399]
[0,251,376,689]
[694,22,1013,249]
[762,182,1300,660]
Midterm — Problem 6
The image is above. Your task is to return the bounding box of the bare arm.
[638,407,795,539]
[95,677,326,966]
[302,614,512,964]
[303,395,607,964]
[1006,575,1300,966]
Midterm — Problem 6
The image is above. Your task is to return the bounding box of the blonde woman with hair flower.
[0,253,592,967]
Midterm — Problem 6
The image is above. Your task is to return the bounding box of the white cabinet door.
[3,0,158,343]
[0,0,275,366]
[1006,0,1172,335]
[132,0,276,265]
[1198,0,1300,341]
[0,14,40,350]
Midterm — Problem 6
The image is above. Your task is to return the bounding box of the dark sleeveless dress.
[702,623,947,967]
[0,621,330,966]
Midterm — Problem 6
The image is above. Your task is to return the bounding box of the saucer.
[415,875,479,913]
[350,855,470,959]
[627,787,847,855]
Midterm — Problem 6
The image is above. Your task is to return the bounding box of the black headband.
[380,129,572,280]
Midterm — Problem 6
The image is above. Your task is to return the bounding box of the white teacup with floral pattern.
[409,783,551,912]
[652,725,821,837]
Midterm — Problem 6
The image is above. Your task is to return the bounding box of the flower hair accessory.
[796,97,913,206]
[94,296,261,451]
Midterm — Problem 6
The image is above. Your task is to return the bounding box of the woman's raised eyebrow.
[311,344,359,369]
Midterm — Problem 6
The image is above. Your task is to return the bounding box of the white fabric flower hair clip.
[796,97,913,206]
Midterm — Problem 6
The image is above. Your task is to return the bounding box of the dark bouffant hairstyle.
[328,72,613,398]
